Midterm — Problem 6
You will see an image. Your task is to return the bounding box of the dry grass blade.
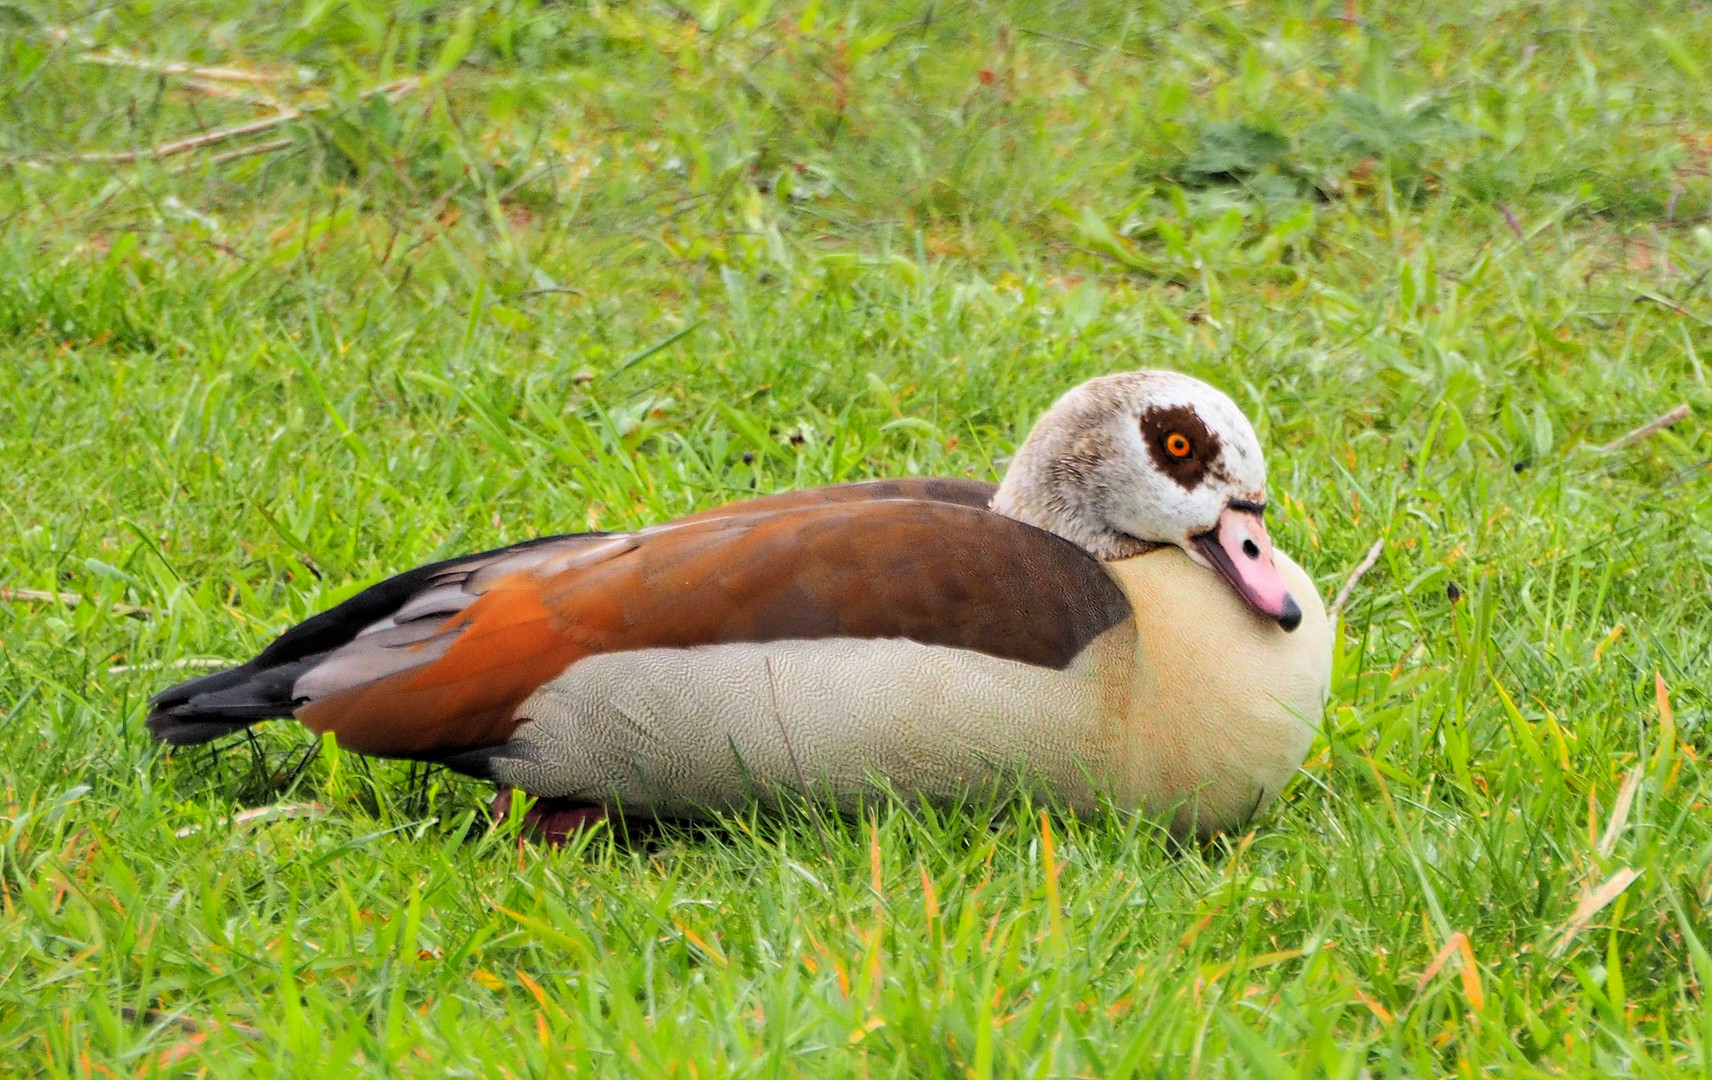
[45,25,306,84]
[176,78,286,108]
[1549,867,1643,957]
[54,78,418,166]
[1403,931,1483,1016]
[81,55,298,84]
[1598,768,1643,859]
[173,802,329,838]
[1,587,151,618]
[1599,403,1692,452]
[69,114,303,165]
[107,658,232,675]
[1329,538,1385,619]
[191,137,300,171]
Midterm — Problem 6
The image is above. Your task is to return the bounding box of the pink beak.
[1190,505,1302,631]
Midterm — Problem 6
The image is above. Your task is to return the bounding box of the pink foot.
[491,790,609,845]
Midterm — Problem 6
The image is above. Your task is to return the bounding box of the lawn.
[2,0,1710,1074]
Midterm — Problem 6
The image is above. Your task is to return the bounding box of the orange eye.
[1164,432,1192,458]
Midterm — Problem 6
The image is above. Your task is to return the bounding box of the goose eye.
[1164,432,1192,458]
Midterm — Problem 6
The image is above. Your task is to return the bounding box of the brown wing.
[293,499,1130,758]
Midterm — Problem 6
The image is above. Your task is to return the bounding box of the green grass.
[2,0,1710,1074]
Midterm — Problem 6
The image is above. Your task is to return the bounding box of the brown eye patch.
[1140,404,1221,489]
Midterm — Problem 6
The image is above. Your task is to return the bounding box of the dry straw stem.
[86,55,289,81]
[1599,403,1692,452]
[1329,538,1386,619]
[46,77,419,166]
[176,78,287,109]
[0,587,151,618]
[172,802,329,838]
[46,24,308,84]
[192,136,300,171]
[107,657,231,675]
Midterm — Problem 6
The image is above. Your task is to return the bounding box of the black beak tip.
[1278,595,1302,632]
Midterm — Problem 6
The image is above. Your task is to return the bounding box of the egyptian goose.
[149,371,1331,838]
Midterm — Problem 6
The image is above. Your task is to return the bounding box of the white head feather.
[991,371,1269,562]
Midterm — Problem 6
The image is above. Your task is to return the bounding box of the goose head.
[991,370,1302,631]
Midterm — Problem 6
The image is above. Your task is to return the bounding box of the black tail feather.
[146,655,325,745]
[147,715,265,746]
